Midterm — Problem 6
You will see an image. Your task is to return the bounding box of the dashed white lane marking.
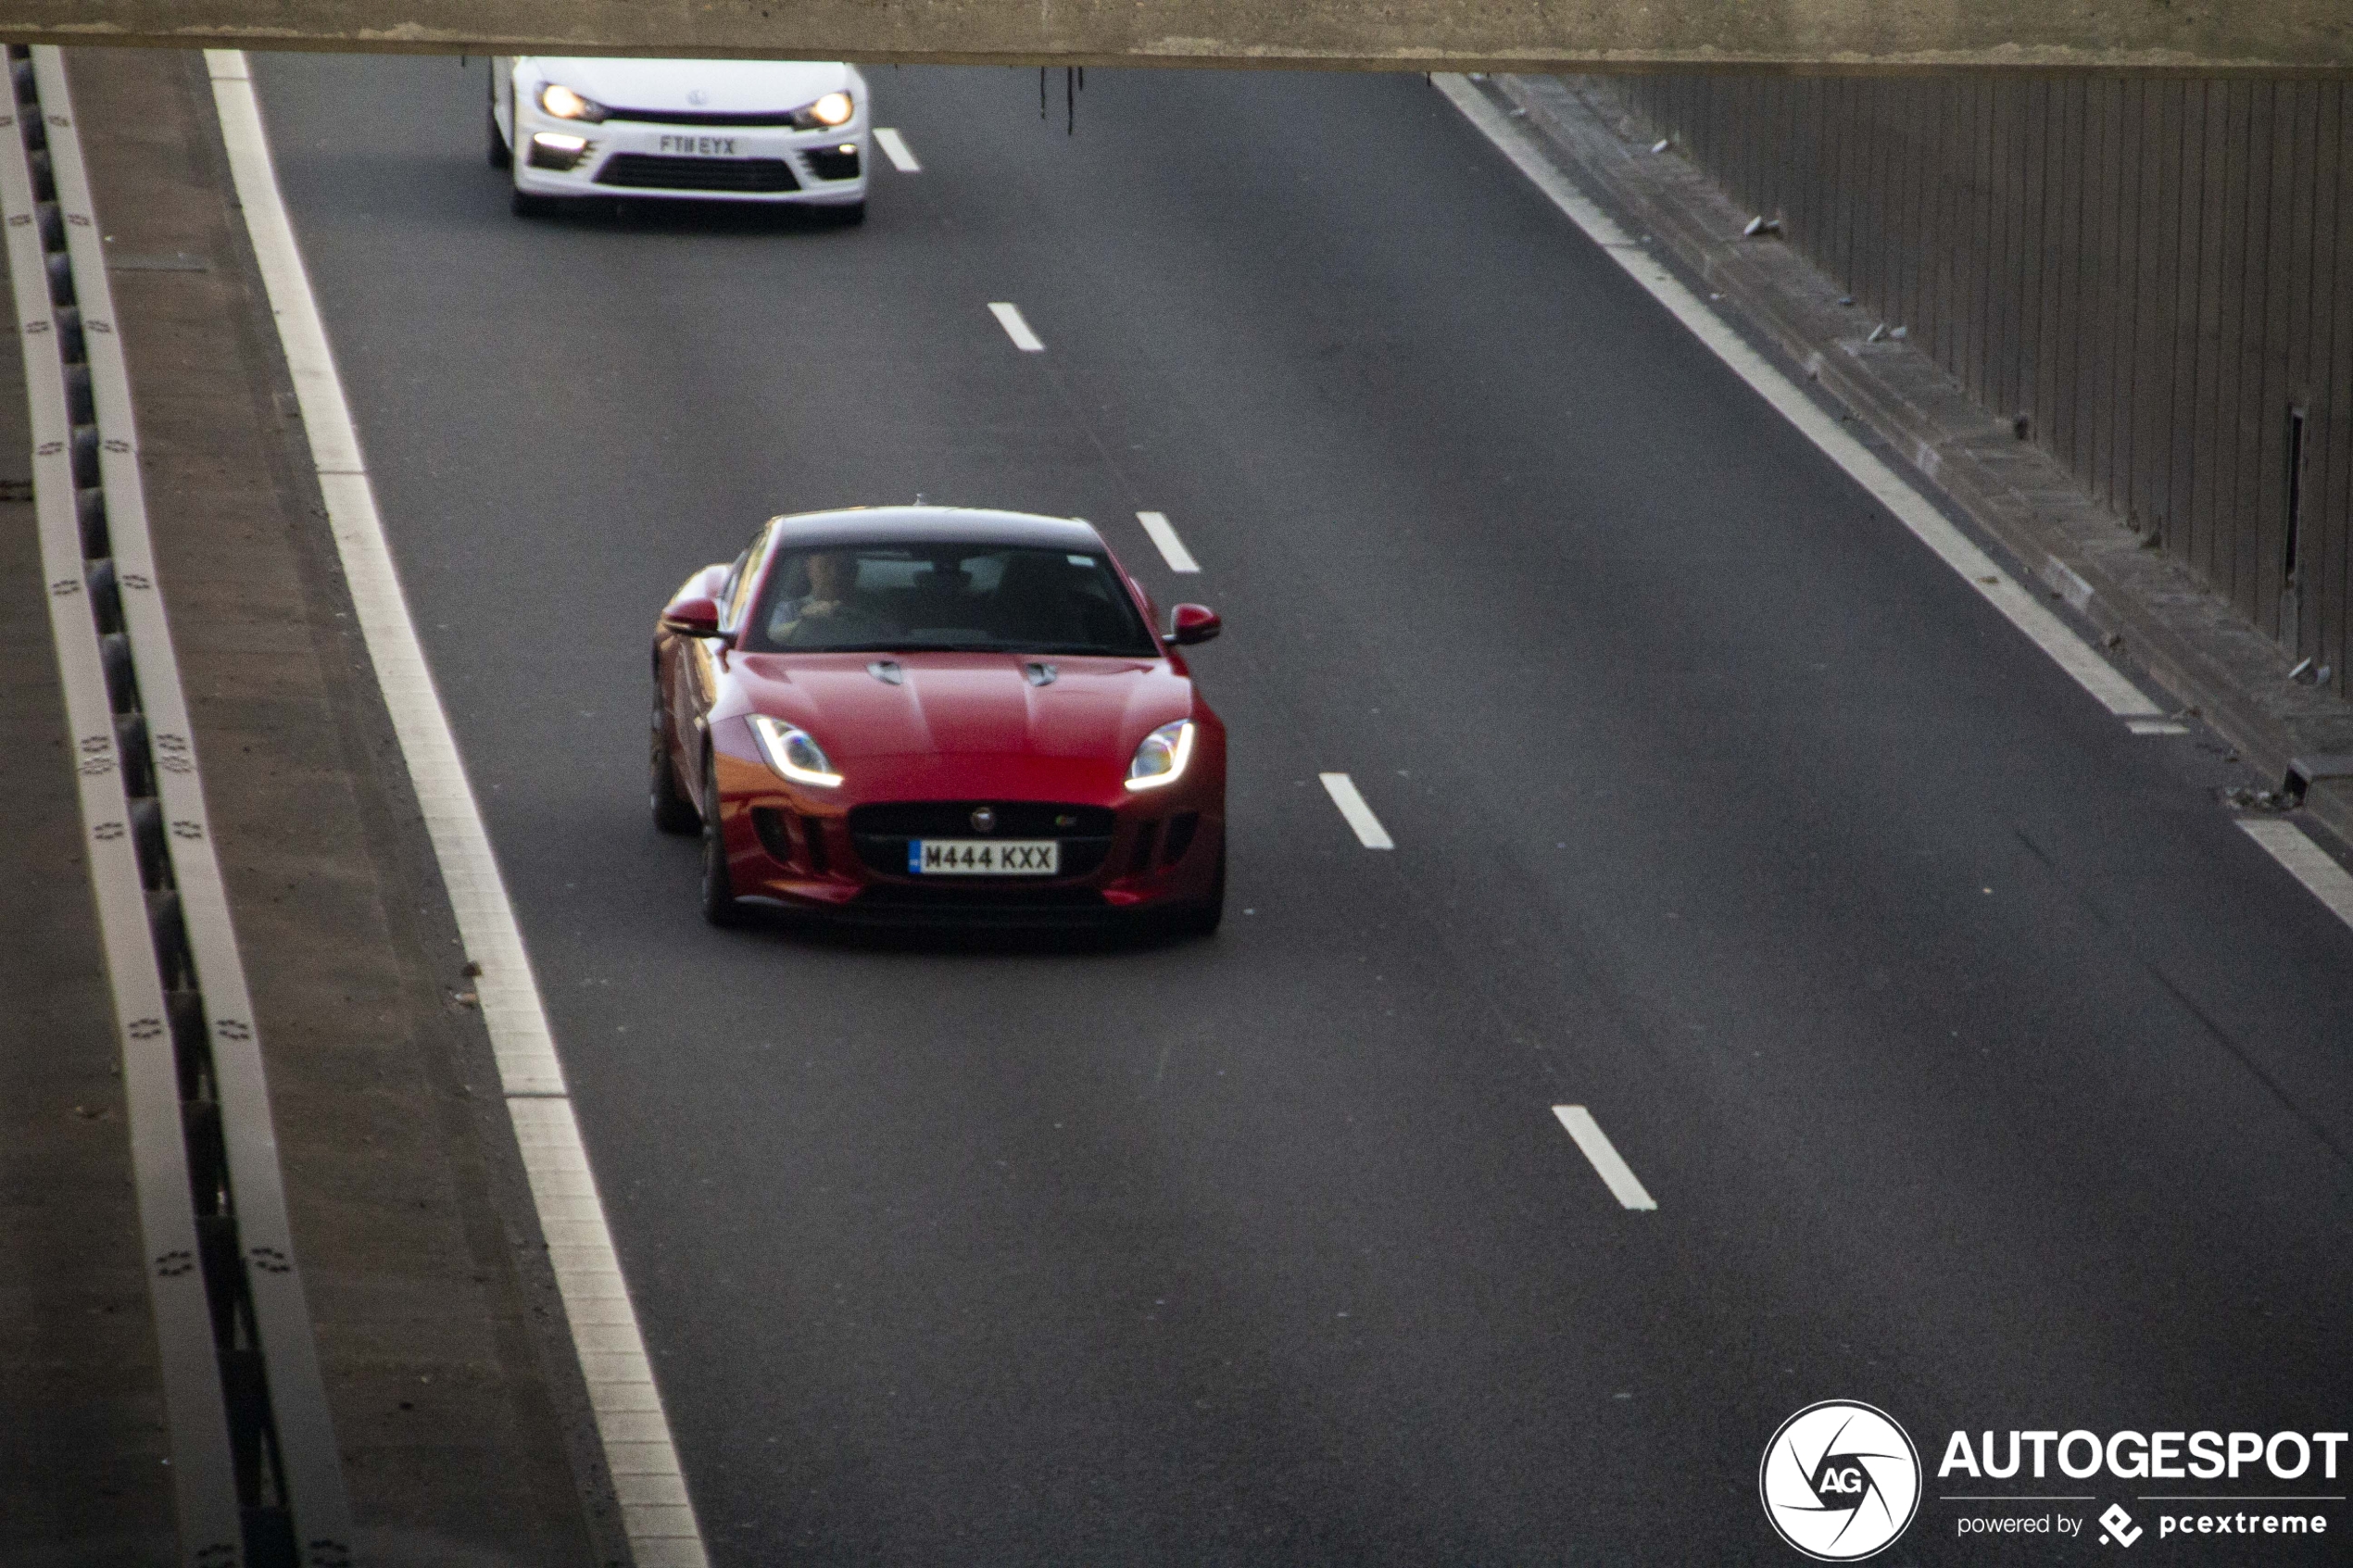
[2126,719,2191,736]
[989,301,1045,352]
[1136,511,1201,573]
[1318,772,1394,849]
[874,127,920,173]
[208,50,711,1568]
[1553,1106,1658,1210]
[1436,76,2167,727]
[2237,820,2353,933]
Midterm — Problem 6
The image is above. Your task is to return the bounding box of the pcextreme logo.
[1760,1400,1924,1561]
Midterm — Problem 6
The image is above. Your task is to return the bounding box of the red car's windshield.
[742,542,1159,658]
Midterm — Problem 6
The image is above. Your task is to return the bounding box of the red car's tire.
[650,693,698,834]
[1163,839,1225,937]
[699,759,743,927]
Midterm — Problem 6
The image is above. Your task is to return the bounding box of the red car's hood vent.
[736,653,1185,762]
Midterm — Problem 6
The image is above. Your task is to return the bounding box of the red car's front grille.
[1127,821,1159,875]
[847,802,1114,837]
[846,800,1116,882]
[750,807,795,863]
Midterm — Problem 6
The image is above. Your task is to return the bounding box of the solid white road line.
[1435,76,2167,726]
[1552,1107,1659,1210]
[874,127,920,172]
[207,51,711,1568]
[1318,772,1394,849]
[2237,820,2353,933]
[989,301,1045,352]
[1136,511,1202,573]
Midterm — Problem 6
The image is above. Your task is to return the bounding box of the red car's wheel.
[1163,839,1225,937]
[698,757,743,927]
[650,686,698,834]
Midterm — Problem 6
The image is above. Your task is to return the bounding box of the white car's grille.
[594,154,801,193]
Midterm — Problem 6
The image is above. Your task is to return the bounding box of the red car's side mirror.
[1168,604,1221,646]
[661,595,728,640]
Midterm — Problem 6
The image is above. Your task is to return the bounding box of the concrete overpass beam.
[5,0,2350,74]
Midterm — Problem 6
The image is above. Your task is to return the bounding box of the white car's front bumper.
[514,114,869,204]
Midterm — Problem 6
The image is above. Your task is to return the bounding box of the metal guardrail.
[0,43,355,1568]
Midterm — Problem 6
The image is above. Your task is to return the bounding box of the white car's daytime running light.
[809,91,855,127]
[749,715,843,788]
[533,132,587,154]
[1125,720,1195,792]
[539,82,606,121]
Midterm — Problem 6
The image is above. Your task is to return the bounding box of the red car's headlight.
[1125,721,1195,792]
[749,715,842,788]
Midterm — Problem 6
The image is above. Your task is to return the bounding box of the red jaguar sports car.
[650,507,1227,931]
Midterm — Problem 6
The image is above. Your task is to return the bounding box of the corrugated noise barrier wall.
[1612,75,2352,697]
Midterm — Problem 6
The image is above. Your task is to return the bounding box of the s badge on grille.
[687,88,710,104]
[971,807,997,834]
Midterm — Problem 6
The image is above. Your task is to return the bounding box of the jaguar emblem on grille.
[971,807,997,834]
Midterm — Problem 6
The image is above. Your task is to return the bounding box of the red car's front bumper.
[707,732,1225,925]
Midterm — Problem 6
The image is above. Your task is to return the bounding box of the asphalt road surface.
[249,56,2353,1562]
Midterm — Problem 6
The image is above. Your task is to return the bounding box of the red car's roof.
[765,506,1108,553]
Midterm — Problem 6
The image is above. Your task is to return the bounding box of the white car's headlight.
[793,91,856,130]
[749,715,842,788]
[1125,721,1195,792]
[539,82,609,122]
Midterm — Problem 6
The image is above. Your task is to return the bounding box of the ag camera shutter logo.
[1760,1400,1922,1561]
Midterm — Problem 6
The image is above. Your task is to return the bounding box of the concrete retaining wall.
[1614,74,2353,697]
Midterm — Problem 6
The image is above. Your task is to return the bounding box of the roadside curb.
[1492,72,2353,854]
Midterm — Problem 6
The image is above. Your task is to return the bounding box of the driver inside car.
[768,550,896,646]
